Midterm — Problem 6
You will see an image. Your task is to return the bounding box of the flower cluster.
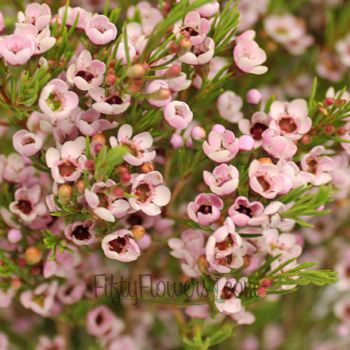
[0,1,349,349]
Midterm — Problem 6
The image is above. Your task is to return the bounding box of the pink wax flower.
[195,1,220,17]
[57,281,86,305]
[163,101,193,129]
[179,37,215,65]
[129,171,171,216]
[203,164,239,196]
[87,305,124,337]
[336,34,350,67]
[9,185,47,222]
[300,146,336,185]
[269,99,312,140]
[36,336,65,350]
[13,129,43,157]
[127,2,163,36]
[116,41,137,64]
[64,220,96,246]
[185,305,210,319]
[109,124,156,166]
[214,277,247,315]
[239,111,270,148]
[102,229,141,262]
[67,50,106,91]
[249,159,292,199]
[14,24,56,55]
[263,201,296,232]
[187,193,223,225]
[234,30,268,75]
[43,246,81,279]
[20,281,58,317]
[45,136,86,184]
[168,229,205,277]
[39,79,79,120]
[85,180,131,222]
[264,14,306,45]
[217,91,243,123]
[90,87,131,115]
[174,11,210,46]
[0,34,36,65]
[146,80,172,107]
[58,6,90,29]
[3,154,35,184]
[262,129,297,160]
[203,126,253,163]
[73,109,117,136]
[229,196,267,226]
[17,3,51,31]
[108,337,138,350]
[206,218,247,273]
[85,15,117,45]
[264,229,302,260]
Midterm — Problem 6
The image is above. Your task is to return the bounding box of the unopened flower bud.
[324,97,334,106]
[165,65,181,78]
[337,127,346,136]
[106,72,117,86]
[116,164,129,175]
[76,179,85,193]
[260,278,273,288]
[58,184,73,203]
[179,37,192,50]
[131,225,145,239]
[258,157,273,164]
[85,159,95,172]
[7,229,22,243]
[191,126,206,140]
[198,254,209,273]
[324,124,335,135]
[11,278,22,290]
[127,64,146,78]
[92,133,106,145]
[157,88,172,100]
[141,162,154,173]
[25,247,42,265]
[257,287,267,297]
[247,89,262,104]
[301,134,312,145]
[112,187,124,198]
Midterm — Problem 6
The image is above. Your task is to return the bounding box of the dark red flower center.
[135,183,152,203]
[250,123,268,140]
[58,160,77,177]
[76,70,95,83]
[109,236,127,253]
[17,199,32,214]
[279,116,297,133]
[72,224,91,241]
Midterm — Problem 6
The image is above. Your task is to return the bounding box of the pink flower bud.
[246,89,262,104]
[8,229,22,243]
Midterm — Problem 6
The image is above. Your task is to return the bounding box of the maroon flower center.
[76,70,95,83]
[217,255,233,267]
[105,95,123,105]
[72,225,91,241]
[345,266,350,278]
[96,313,104,325]
[58,160,77,177]
[220,284,236,300]
[257,176,271,192]
[182,26,199,38]
[279,116,297,133]
[22,136,35,146]
[109,236,127,253]
[135,183,152,203]
[198,205,212,214]
[250,123,268,140]
[216,235,234,250]
[237,205,253,217]
[345,305,350,318]
[306,157,319,174]
[127,214,143,226]
[17,199,32,214]
[98,192,110,208]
